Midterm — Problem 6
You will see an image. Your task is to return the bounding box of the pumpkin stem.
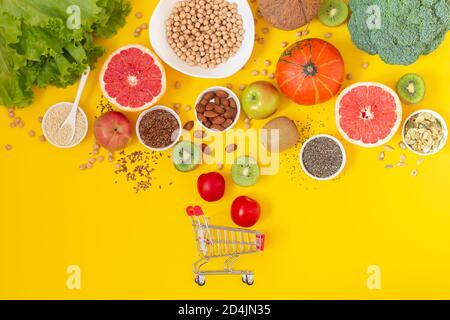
[302,62,318,77]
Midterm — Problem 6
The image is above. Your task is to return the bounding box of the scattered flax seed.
[252,70,260,76]
[416,158,425,165]
[226,83,233,89]
[379,151,385,160]
[239,84,247,91]
[79,164,87,170]
[346,73,353,80]
[39,135,46,142]
[384,164,394,169]
[383,145,395,152]
[362,62,369,69]
[28,130,35,137]
[281,41,288,48]
[324,32,332,38]
[398,141,407,150]
[411,169,418,177]
[264,60,271,66]
[174,81,181,89]
[135,11,143,19]
[5,144,12,151]
[269,73,275,80]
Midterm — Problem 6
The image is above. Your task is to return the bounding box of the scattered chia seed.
[302,137,343,179]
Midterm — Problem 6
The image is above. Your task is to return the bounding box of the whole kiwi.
[261,116,300,152]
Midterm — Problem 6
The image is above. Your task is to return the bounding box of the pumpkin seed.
[379,151,385,160]
[383,145,395,152]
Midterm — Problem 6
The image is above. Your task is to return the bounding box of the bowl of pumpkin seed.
[402,109,448,156]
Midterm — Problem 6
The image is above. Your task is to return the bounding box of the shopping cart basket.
[186,205,265,286]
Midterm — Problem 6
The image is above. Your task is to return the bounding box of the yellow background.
[1,0,450,299]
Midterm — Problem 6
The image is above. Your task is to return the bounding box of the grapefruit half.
[100,45,166,112]
[336,82,402,147]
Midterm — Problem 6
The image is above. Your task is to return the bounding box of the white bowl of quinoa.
[42,102,88,149]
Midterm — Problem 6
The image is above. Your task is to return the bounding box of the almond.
[197,113,207,123]
[206,103,215,111]
[203,92,215,101]
[200,99,208,106]
[204,111,219,118]
[216,90,229,98]
[196,104,206,113]
[210,124,224,131]
[212,116,226,125]
[183,121,194,131]
[229,98,237,108]
[213,105,225,114]
[222,118,233,128]
[221,98,229,107]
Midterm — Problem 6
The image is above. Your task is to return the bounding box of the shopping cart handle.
[193,206,204,216]
[186,206,194,216]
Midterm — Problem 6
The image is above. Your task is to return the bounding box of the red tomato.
[231,196,261,228]
[197,172,225,202]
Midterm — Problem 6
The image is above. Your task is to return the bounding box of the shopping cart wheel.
[195,275,206,286]
[246,274,254,286]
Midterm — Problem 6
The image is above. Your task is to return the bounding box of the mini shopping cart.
[186,205,265,286]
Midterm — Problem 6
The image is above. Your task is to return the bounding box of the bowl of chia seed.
[300,134,346,181]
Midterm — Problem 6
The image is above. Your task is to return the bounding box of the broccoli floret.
[348,0,450,65]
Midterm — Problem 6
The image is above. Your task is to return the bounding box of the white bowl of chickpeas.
[149,0,255,79]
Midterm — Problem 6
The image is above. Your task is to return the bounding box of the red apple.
[94,111,132,151]
[231,196,261,228]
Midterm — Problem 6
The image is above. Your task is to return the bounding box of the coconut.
[258,0,321,31]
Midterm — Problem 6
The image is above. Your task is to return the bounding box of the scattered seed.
[135,27,142,33]
[5,144,12,151]
[201,143,212,155]
[400,154,406,163]
[225,143,237,153]
[98,156,104,162]
[173,103,181,109]
[416,158,425,165]
[398,141,407,150]
[251,70,260,76]
[261,27,269,34]
[93,143,100,150]
[362,62,369,69]
[379,151,385,160]
[411,169,418,177]
[244,117,251,123]
[108,151,114,158]
[7,108,14,113]
[384,164,394,169]
[135,11,143,19]
[346,73,353,80]
[39,135,46,142]
[174,81,181,89]
[302,29,310,36]
[324,32,332,38]
[281,41,288,48]
[108,157,114,162]
[28,130,35,137]
[264,60,271,66]
[91,150,99,155]
[79,164,87,170]
[239,84,247,91]
[295,31,302,38]
[383,145,395,152]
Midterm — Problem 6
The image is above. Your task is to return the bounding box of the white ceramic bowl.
[149,0,255,79]
[300,134,347,181]
[136,105,182,151]
[194,86,241,134]
[42,102,88,149]
[402,109,448,156]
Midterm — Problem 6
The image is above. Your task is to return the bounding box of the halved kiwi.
[172,141,201,172]
[318,0,349,27]
[231,156,260,187]
[396,73,426,105]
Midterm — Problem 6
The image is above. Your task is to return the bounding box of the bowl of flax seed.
[136,106,182,151]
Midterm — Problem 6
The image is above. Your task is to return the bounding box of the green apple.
[242,81,280,120]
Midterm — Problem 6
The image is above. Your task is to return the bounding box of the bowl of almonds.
[149,0,254,79]
[195,86,240,133]
[402,109,448,156]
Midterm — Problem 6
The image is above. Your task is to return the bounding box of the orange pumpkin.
[276,38,345,105]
